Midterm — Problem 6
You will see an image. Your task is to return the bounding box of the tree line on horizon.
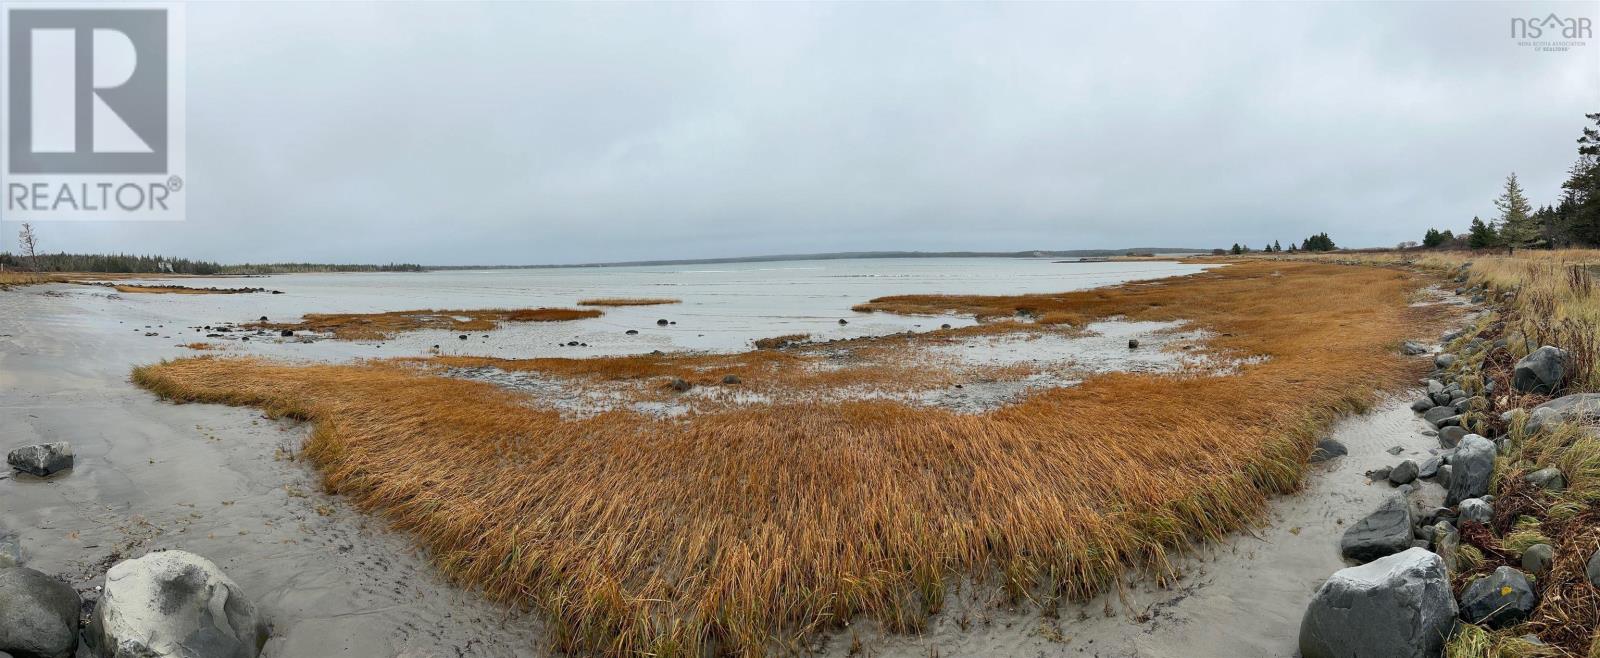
[1221,232,1336,255]
[0,249,422,275]
[1419,112,1600,252]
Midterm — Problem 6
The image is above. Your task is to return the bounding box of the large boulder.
[5,444,72,477]
[1459,566,1537,629]
[1512,346,1567,394]
[1589,548,1600,589]
[1525,393,1600,434]
[1340,494,1414,564]
[86,551,266,658]
[0,567,81,658]
[1298,548,1457,658]
[1447,435,1496,506]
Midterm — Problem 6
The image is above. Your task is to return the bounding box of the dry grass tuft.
[250,307,603,340]
[578,298,681,306]
[132,260,1438,656]
[181,342,222,351]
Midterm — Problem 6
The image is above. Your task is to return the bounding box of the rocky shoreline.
[1298,261,1599,657]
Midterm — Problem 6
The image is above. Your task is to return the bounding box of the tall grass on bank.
[0,271,54,290]
[133,261,1439,656]
[249,307,603,340]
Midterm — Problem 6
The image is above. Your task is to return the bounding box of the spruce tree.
[1494,172,1538,249]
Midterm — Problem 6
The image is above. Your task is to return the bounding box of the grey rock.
[1512,346,1568,394]
[1524,467,1565,491]
[1522,544,1554,577]
[0,567,81,658]
[1437,464,1453,489]
[1423,406,1458,427]
[1442,328,1465,343]
[1458,498,1493,525]
[1435,414,1463,429]
[1340,494,1414,564]
[1402,340,1429,356]
[1446,434,1495,506]
[5,444,72,477]
[1421,429,1438,437]
[1525,393,1600,434]
[1410,398,1435,413]
[1439,426,1468,448]
[1127,338,1139,349]
[1298,548,1457,658]
[1309,439,1347,463]
[1459,566,1537,629]
[1435,353,1458,369]
[1386,445,1405,456]
[721,375,741,385]
[86,551,266,658]
[668,377,692,392]
[1427,379,1444,396]
[1433,522,1460,574]
[1432,390,1453,406]
[1389,460,1419,485]
[1366,466,1392,482]
[1418,457,1441,479]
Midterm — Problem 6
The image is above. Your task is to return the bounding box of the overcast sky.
[8,1,1599,265]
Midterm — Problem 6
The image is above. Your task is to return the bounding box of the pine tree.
[1230,243,1243,255]
[1559,113,1600,245]
[1494,172,1539,250]
[1273,240,1282,252]
[1467,216,1497,249]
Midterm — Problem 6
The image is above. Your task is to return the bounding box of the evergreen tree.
[1300,233,1335,252]
[1230,243,1243,255]
[1467,216,1497,249]
[1558,113,1600,245]
[1494,172,1539,249]
[1273,240,1282,252]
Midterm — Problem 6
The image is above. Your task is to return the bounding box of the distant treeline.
[0,252,422,275]
[1416,112,1600,251]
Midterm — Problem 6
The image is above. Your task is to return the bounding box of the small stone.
[838,319,848,325]
[1309,439,1347,463]
[668,378,692,392]
[1418,457,1441,479]
[1447,435,1495,505]
[1422,406,1458,427]
[1524,467,1566,491]
[1458,498,1493,524]
[1388,460,1419,486]
[721,375,741,385]
[1433,522,1460,573]
[625,329,638,335]
[0,535,20,569]
[1459,566,1537,629]
[1340,494,1414,564]
[1522,544,1554,577]
[1437,464,1453,489]
[656,319,669,326]
[1401,340,1428,355]
[6,443,73,477]
[1366,466,1392,482]
[939,324,952,330]
[1434,353,1457,369]
[1438,426,1467,448]
[1410,398,1435,413]
[1386,445,1404,455]
[1128,339,1139,349]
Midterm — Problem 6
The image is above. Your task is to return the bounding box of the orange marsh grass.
[132,261,1446,656]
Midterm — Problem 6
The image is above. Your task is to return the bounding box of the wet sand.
[0,286,548,657]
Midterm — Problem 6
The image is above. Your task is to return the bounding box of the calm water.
[89,257,1212,358]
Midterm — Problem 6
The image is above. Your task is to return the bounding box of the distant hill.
[430,248,1209,270]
